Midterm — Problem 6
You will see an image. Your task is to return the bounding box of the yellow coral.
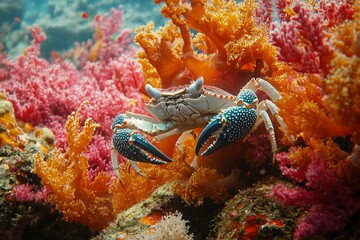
[34,104,115,230]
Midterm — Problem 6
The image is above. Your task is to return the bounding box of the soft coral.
[0,8,147,178]
[270,148,360,239]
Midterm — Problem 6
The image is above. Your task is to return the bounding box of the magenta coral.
[0,8,147,178]
[271,0,333,74]
[270,150,360,239]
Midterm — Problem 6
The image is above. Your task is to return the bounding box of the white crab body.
[145,83,237,131]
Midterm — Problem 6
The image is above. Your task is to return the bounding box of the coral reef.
[0,8,147,178]
[34,104,114,230]
[0,96,93,239]
[1,0,360,239]
[267,0,360,238]
[135,0,278,94]
[270,148,360,239]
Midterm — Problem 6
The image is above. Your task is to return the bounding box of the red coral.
[245,133,272,167]
[270,150,360,239]
[271,0,334,74]
[275,150,306,183]
[274,0,291,22]
[317,0,354,28]
[255,0,273,26]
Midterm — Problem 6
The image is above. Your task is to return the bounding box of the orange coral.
[275,73,353,142]
[34,103,192,229]
[135,0,278,95]
[109,140,194,213]
[133,0,290,204]
[322,5,360,144]
[286,138,360,191]
[34,104,115,230]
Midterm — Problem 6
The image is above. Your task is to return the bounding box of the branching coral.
[322,1,360,145]
[135,0,278,94]
[34,104,115,230]
[267,1,360,238]
[270,144,360,239]
[0,8,147,178]
[271,0,334,74]
[271,0,358,143]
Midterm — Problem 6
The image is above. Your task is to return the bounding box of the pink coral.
[271,0,333,74]
[95,8,135,63]
[12,183,50,203]
[0,8,147,178]
[270,150,360,239]
[255,0,273,26]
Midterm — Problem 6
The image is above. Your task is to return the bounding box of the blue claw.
[112,128,172,164]
[196,106,258,156]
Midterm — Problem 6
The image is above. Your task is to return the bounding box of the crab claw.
[195,106,257,156]
[112,128,173,164]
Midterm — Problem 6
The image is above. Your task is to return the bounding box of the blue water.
[0,0,165,59]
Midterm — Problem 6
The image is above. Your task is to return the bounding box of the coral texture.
[268,0,360,238]
[270,147,360,239]
[271,0,334,74]
[34,104,114,230]
[2,0,360,238]
[135,0,278,94]
[139,211,194,240]
[0,8,147,178]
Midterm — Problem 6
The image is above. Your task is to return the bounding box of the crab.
[111,77,286,180]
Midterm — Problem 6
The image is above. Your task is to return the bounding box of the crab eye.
[188,76,204,98]
[145,84,161,100]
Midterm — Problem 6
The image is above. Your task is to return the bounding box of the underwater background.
[0,0,360,239]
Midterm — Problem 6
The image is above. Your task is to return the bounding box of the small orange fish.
[51,51,59,60]
[14,17,21,23]
[81,12,89,19]
[94,15,100,22]
[140,211,165,225]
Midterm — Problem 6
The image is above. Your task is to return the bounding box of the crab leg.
[242,78,282,101]
[122,112,175,137]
